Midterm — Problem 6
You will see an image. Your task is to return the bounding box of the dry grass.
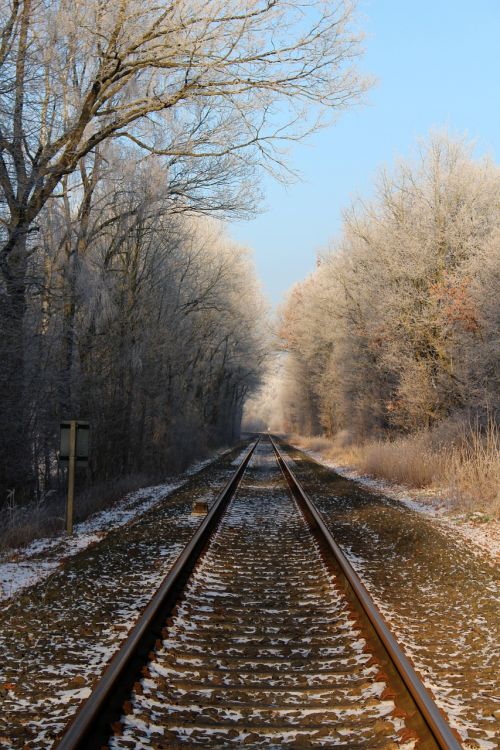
[290,418,500,517]
[447,419,500,516]
[290,435,332,455]
[0,474,153,554]
[358,433,447,489]
[0,439,225,556]
[290,431,362,466]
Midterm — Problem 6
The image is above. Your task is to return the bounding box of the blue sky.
[230,0,500,307]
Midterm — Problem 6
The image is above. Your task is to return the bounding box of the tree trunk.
[0,232,31,498]
[60,238,77,416]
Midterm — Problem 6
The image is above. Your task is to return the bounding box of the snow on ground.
[284,440,499,750]
[0,444,253,747]
[337,544,499,750]
[0,450,230,603]
[0,483,183,603]
[0,560,60,603]
[291,443,500,564]
[230,444,253,466]
[184,448,230,475]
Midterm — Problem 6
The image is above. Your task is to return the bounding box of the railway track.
[54,437,461,750]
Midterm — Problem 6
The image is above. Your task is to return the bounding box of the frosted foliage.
[242,366,288,432]
[0,0,366,495]
[279,134,500,439]
[0,0,366,238]
[5,149,269,500]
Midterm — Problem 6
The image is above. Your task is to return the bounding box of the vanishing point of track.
[54,437,462,749]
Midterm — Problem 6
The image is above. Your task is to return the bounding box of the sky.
[229,0,500,307]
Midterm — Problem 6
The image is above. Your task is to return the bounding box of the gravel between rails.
[110,441,409,749]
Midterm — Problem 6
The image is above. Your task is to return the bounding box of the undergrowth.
[291,418,500,517]
[0,474,153,554]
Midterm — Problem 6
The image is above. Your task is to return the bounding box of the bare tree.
[0,0,366,494]
[21,152,269,498]
[1,0,366,261]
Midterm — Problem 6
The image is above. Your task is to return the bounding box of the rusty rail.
[54,438,259,750]
[270,435,462,750]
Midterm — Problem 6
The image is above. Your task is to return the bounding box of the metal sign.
[60,421,90,465]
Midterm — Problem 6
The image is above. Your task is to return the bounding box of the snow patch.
[0,446,232,603]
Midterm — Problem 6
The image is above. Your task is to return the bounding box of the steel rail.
[270,435,462,750]
[54,438,259,750]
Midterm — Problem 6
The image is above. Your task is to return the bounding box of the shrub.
[447,418,500,515]
[291,416,500,517]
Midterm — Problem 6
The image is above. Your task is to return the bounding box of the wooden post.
[66,419,77,535]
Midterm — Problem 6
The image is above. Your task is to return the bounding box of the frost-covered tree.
[15,151,269,498]
[280,134,500,439]
[0,0,368,495]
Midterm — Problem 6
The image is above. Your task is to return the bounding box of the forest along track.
[56,438,461,750]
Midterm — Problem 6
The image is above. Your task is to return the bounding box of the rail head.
[270,435,462,750]
[54,437,259,750]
